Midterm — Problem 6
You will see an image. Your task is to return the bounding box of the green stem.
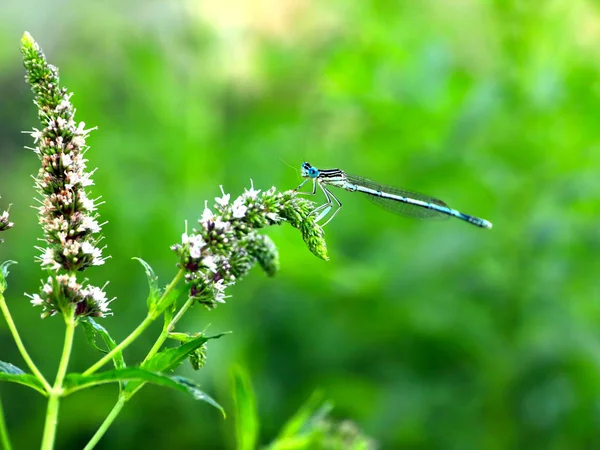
[55,311,75,388]
[0,396,12,450]
[82,271,191,447]
[83,269,185,376]
[125,296,195,401]
[82,396,126,450]
[40,310,76,450]
[40,396,59,450]
[0,293,51,392]
[143,295,195,365]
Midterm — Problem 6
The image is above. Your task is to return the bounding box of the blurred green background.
[2,0,600,448]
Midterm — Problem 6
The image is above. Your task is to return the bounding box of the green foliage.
[81,318,125,369]
[232,366,259,450]
[0,30,328,449]
[63,368,224,415]
[141,333,228,374]
[233,369,375,450]
[133,257,162,310]
[0,362,46,395]
[0,261,16,295]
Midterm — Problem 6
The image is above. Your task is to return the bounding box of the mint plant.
[0,32,328,450]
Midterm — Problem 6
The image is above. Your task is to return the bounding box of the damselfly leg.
[294,177,317,195]
[314,184,342,226]
[295,177,342,226]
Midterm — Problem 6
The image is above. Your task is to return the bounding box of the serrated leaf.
[143,333,229,373]
[0,261,17,294]
[232,366,259,450]
[0,361,25,375]
[63,368,224,416]
[0,361,46,395]
[80,317,125,370]
[0,261,16,280]
[122,333,229,396]
[132,257,161,310]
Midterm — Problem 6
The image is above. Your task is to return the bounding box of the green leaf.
[80,317,125,370]
[232,366,259,450]
[0,362,24,376]
[267,435,314,450]
[0,361,46,395]
[167,330,217,371]
[63,368,224,415]
[143,333,229,373]
[267,394,374,450]
[271,391,330,442]
[132,257,161,310]
[121,333,229,397]
[0,261,17,294]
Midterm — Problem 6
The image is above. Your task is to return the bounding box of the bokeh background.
[2,0,600,448]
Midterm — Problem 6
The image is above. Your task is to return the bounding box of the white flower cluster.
[180,230,230,305]
[28,274,113,319]
[214,183,282,223]
[0,208,13,238]
[215,184,259,219]
[173,181,284,308]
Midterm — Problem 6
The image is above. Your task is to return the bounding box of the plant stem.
[40,396,59,450]
[0,294,51,392]
[55,311,76,388]
[82,396,126,450]
[0,396,12,450]
[82,271,190,447]
[40,310,76,450]
[83,269,185,376]
[143,295,195,365]
[167,296,195,333]
[117,296,197,400]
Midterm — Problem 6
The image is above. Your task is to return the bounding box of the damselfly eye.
[308,167,319,178]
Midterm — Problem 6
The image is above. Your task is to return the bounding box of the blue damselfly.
[296,162,492,229]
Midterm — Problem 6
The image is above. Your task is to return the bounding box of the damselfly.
[296,162,492,229]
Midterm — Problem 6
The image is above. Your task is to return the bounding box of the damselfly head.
[301,162,319,179]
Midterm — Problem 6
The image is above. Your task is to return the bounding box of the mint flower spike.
[21,32,112,319]
[172,182,328,309]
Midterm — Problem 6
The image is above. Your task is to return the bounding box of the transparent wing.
[346,174,450,220]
